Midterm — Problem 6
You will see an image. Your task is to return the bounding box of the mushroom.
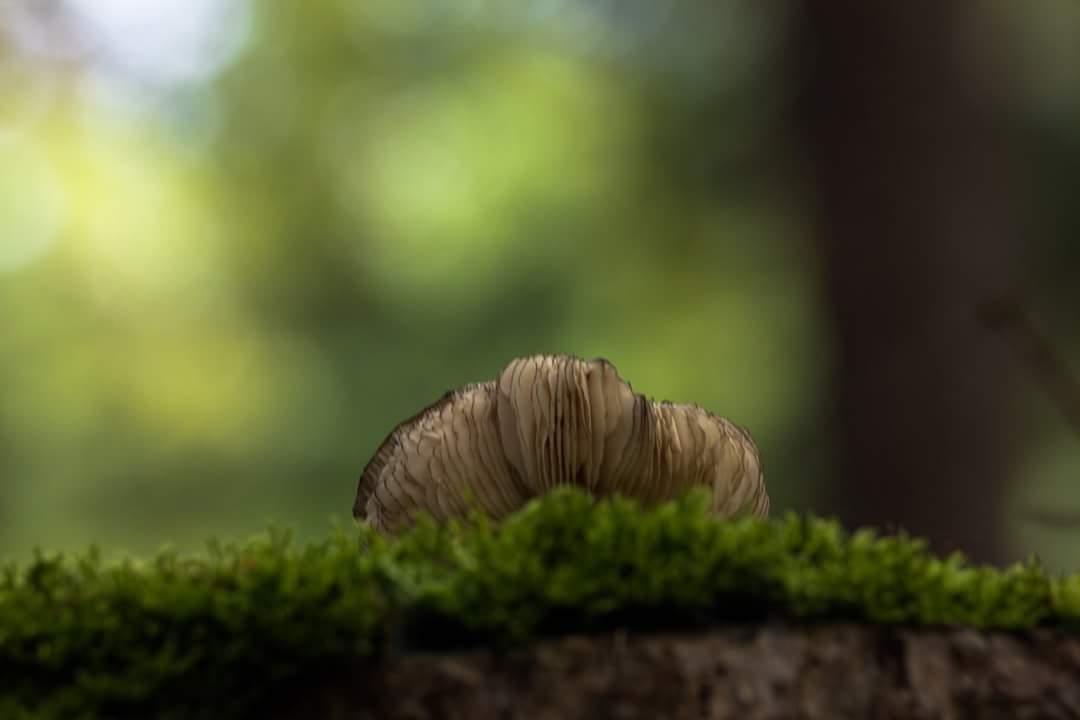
[354,354,768,534]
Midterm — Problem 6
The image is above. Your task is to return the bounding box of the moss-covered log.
[4,489,1080,718]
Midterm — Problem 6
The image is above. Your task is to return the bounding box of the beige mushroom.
[354,354,768,534]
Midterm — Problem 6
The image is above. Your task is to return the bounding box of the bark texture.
[273,625,1080,719]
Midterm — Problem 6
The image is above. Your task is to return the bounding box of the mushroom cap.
[355,354,768,534]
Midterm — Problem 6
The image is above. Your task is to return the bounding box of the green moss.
[1,488,1078,718]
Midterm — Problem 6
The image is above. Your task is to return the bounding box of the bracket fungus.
[354,354,768,534]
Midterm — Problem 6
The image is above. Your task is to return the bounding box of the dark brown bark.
[271,626,1080,719]
[790,3,1024,563]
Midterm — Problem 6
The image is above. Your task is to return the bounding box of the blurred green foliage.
[0,2,825,559]
[0,489,1072,719]
[1,1,1080,566]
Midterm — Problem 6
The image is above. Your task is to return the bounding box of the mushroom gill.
[354,354,768,534]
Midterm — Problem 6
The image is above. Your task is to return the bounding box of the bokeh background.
[2,1,1079,567]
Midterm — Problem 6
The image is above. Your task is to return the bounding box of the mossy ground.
[3,488,1080,719]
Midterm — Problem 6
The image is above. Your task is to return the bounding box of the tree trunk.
[790,3,1025,563]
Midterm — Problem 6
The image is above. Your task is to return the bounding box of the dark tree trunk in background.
[792,4,1024,563]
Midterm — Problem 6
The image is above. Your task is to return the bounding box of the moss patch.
[2,488,1079,718]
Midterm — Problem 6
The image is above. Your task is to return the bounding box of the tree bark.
[790,3,1025,563]
[271,626,1080,719]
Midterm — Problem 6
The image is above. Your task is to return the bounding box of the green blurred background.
[2,1,1079,567]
